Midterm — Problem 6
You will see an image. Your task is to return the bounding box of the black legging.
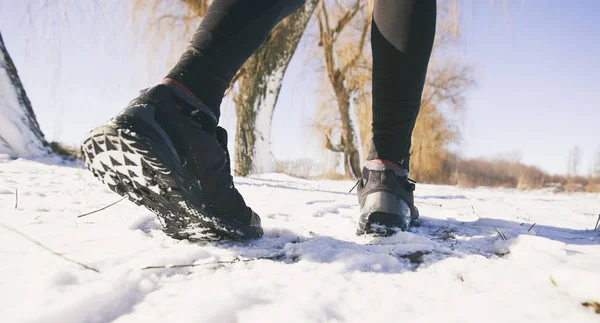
[167,0,436,169]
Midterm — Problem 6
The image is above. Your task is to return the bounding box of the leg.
[357,0,436,235]
[166,0,306,120]
[82,0,305,240]
[369,0,436,169]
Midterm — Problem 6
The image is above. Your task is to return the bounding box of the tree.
[130,0,209,74]
[315,0,472,182]
[315,0,370,179]
[567,145,582,192]
[234,0,319,176]
[586,146,599,192]
[594,147,600,178]
[0,31,51,156]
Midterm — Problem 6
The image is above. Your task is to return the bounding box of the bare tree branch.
[340,10,370,75]
[325,134,345,153]
[331,0,362,40]
[157,14,196,24]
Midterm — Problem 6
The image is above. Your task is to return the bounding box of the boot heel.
[357,192,412,235]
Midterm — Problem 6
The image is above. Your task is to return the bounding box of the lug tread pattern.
[81,124,262,241]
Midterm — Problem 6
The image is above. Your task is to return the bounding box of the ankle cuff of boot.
[365,160,409,177]
[162,78,218,125]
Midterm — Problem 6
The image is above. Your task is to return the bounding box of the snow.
[1,157,599,323]
[0,44,49,156]
[252,64,286,174]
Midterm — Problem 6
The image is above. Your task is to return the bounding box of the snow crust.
[1,158,599,322]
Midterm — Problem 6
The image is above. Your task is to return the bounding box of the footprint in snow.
[312,204,355,217]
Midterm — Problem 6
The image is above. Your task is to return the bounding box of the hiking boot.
[356,159,419,236]
[80,80,262,240]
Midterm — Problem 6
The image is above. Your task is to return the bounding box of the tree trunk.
[334,85,361,179]
[234,0,318,176]
[0,31,50,156]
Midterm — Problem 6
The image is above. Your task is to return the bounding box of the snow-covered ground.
[1,157,599,323]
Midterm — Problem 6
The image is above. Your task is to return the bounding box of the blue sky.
[0,0,598,175]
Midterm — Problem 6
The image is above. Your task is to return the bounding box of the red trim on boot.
[369,159,402,169]
[162,78,207,107]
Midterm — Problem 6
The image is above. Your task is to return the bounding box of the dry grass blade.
[0,223,99,273]
[471,205,481,218]
[581,301,600,314]
[77,196,127,218]
[594,214,600,231]
[14,188,18,209]
[528,223,536,232]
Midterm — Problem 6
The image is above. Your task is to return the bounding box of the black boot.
[80,80,262,240]
[356,160,419,236]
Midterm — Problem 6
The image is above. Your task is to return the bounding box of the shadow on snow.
[209,215,599,275]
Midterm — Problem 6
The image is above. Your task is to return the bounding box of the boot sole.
[357,212,405,236]
[81,117,263,241]
[357,213,421,236]
[356,191,419,236]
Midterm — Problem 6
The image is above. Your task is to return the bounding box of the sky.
[0,0,598,175]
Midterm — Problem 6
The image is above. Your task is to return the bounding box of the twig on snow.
[141,254,291,270]
[0,223,99,273]
[471,205,481,219]
[77,196,127,218]
[493,226,507,241]
[14,188,18,209]
[528,223,536,232]
[594,214,600,231]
